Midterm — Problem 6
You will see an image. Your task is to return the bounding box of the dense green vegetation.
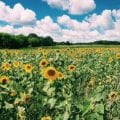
[0,33,55,49]
[0,48,120,119]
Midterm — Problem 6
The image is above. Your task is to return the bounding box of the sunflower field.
[0,47,120,120]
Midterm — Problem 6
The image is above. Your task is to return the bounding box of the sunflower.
[88,77,95,87]
[10,90,17,97]
[43,67,58,81]
[24,95,30,103]
[0,76,9,85]
[39,59,48,67]
[1,62,10,71]
[58,72,64,80]
[23,64,33,73]
[38,48,43,52]
[108,57,113,63]
[13,61,20,68]
[116,53,120,59]
[108,91,119,101]
[43,53,47,58]
[68,65,76,71]
[41,116,52,120]
[96,48,101,53]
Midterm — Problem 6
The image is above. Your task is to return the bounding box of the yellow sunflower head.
[10,90,17,97]
[0,76,10,85]
[58,72,64,80]
[116,53,120,59]
[23,64,33,73]
[68,65,76,71]
[41,116,52,120]
[43,53,47,58]
[108,91,119,101]
[88,77,96,87]
[39,59,48,67]
[38,48,43,52]
[2,62,10,71]
[13,61,20,68]
[88,80,95,87]
[24,95,30,103]
[43,67,58,81]
[108,57,113,63]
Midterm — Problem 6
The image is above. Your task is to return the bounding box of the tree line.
[0,32,120,49]
[0,33,55,49]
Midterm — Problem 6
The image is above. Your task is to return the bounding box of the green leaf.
[63,110,69,120]
[5,102,14,109]
[47,87,55,96]
[95,85,104,93]
[28,87,33,94]
[95,103,104,114]
[87,113,103,120]
[48,98,56,108]
[94,93,103,101]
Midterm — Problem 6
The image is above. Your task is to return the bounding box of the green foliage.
[0,46,120,120]
[0,32,54,49]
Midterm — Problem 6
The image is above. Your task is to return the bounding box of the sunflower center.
[5,64,9,67]
[24,96,30,102]
[117,55,120,57]
[48,70,56,76]
[2,78,7,84]
[70,66,74,69]
[59,74,62,77]
[111,94,116,98]
[59,75,62,77]
[42,62,46,65]
[27,66,31,69]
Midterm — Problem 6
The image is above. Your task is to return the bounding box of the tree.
[0,32,55,49]
[42,36,54,46]
[28,37,41,47]
[15,34,28,48]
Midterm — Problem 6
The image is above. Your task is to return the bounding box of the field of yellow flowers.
[0,47,120,120]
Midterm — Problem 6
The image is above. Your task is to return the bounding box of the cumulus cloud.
[56,10,120,42]
[0,1,120,43]
[0,1,36,25]
[43,0,69,10]
[86,10,114,30]
[69,0,96,15]
[43,0,96,15]
[11,16,62,42]
[0,25,14,33]
[57,15,90,31]
[112,9,120,20]
[36,16,61,35]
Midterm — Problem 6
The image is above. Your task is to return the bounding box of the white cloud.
[15,26,34,35]
[86,10,114,30]
[0,25,14,34]
[69,0,96,15]
[43,0,69,10]
[13,16,62,42]
[0,1,36,25]
[43,0,96,15]
[103,19,120,40]
[57,15,89,31]
[36,16,61,34]
[0,5,120,43]
[35,16,62,41]
[112,9,120,20]
[57,10,120,42]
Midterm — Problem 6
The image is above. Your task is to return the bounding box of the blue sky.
[0,0,120,42]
